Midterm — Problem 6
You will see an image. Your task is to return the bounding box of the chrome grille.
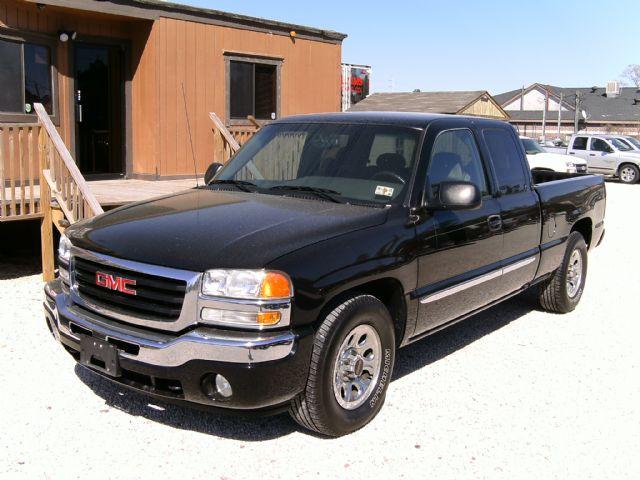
[73,256,187,321]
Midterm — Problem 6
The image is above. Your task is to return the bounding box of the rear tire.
[619,164,639,184]
[539,231,588,313]
[289,295,395,437]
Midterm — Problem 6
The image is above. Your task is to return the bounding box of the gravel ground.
[1,182,639,480]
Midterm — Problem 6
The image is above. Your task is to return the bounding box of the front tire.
[619,164,639,184]
[289,295,395,437]
[539,231,588,313]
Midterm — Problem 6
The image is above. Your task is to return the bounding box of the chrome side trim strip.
[420,255,537,304]
[420,269,502,304]
[502,255,537,275]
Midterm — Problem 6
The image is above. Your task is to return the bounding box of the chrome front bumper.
[44,280,297,367]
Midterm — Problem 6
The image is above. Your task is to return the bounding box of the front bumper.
[44,280,313,411]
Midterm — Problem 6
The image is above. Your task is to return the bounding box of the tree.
[621,65,640,87]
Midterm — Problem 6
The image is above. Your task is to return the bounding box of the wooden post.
[39,129,54,281]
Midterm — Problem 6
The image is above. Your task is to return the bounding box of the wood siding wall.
[131,17,342,177]
[0,0,138,148]
[3,1,343,178]
[460,98,509,119]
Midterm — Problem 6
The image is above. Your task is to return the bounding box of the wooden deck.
[1,178,199,220]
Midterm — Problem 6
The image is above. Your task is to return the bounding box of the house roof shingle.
[494,84,640,123]
[348,91,489,114]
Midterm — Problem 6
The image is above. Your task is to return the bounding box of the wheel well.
[571,218,593,247]
[325,278,407,346]
[617,162,639,175]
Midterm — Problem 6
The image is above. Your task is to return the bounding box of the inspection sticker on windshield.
[375,185,394,197]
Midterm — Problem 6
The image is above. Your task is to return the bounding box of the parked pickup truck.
[44,113,606,436]
[520,136,587,173]
[547,133,640,184]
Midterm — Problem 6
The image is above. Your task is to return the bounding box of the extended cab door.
[567,135,590,164]
[413,123,504,336]
[588,138,618,174]
[481,127,541,295]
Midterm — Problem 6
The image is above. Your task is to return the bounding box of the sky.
[181,0,639,95]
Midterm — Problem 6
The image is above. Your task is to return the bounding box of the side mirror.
[204,163,224,184]
[428,181,482,210]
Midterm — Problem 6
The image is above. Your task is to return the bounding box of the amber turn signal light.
[259,272,292,299]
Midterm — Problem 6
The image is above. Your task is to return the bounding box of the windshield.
[521,138,545,155]
[214,123,421,205]
[611,138,632,151]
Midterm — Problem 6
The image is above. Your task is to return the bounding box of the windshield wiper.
[269,185,343,203]
[207,179,257,192]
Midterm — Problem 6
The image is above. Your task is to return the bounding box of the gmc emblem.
[95,271,137,295]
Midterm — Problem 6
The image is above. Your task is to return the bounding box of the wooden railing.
[35,103,104,281]
[0,123,42,221]
[209,112,260,164]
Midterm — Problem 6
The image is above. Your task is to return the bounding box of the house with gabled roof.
[348,91,509,120]
[494,82,640,140]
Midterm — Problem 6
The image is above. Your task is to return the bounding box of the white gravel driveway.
[1,182,638,480]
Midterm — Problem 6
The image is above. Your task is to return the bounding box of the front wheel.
[619,164,639,184]
[289,295,396,437]
[539,231,588,313]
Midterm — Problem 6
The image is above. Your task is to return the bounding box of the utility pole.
[574,92,581,133]
[557,92,563,138]
[541,87,549,142]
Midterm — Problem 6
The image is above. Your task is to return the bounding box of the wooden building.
[348,91,509,120]
[0,0,346,189]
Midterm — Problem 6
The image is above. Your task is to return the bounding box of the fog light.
[215,374,233,398]
[201,373,233,400]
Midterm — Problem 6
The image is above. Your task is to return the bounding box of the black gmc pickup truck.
[44,113,606,436]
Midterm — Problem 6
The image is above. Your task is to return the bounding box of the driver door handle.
[487,214,502,232]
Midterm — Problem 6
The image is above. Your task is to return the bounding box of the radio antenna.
[181,83,199,187]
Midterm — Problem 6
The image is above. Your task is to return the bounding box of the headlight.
[201,269,292,300]
[58,235,72,283]
[200,269,293,329]
[58,235,72,263]
[566,162,575,168]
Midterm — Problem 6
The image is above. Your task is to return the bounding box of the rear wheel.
[619,164,639,184]
[539,231,588,313]
[289,295,395,437]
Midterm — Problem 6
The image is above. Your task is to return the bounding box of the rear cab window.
[482,128,529,194]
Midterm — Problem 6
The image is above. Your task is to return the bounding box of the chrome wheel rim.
[332,324,382,410]
[566,249,583,298]
[620,167,636,183]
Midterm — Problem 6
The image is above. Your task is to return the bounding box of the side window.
[572,137,588,150]
[427,129,488,198]
[591,138,610,152]
[483,128,528,195]
[0,36,55,118]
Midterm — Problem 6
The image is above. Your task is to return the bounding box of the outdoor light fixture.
[58,30,77,43]
[289,30,297,38]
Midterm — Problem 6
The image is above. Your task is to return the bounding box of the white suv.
[567,134,640,184]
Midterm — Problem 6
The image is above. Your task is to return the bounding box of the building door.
[74,43,124,176]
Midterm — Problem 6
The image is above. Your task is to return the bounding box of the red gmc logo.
[95,271,137,295]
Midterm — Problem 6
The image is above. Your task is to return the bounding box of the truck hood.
[65,188,388,272]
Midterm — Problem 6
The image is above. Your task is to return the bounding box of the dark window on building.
[229,60,277,121]
[572,136,588,150]
[483,128,528,194]
[0,36,54,117]
[0,38,23,113]
[427,129,488,198]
